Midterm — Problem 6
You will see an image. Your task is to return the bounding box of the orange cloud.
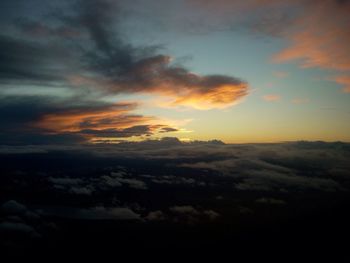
[333,76,350,93]
[273,71,289,78]
[35,103,140,132]
[172,83,248,109]
[32,101,180,142]
[272,0,350,91]
[291,97,309,104]
[71,55,249,110]
[263,94,281,102]
[192,0,350,94]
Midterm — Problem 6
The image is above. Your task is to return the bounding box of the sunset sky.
[2,1,350,258]
[1,0,350,144]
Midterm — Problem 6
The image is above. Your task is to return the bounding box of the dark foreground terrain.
[1,140,350,260]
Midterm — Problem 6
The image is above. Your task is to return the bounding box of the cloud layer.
[1,140,349,255]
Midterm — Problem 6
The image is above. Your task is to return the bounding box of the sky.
[1,0,350,144]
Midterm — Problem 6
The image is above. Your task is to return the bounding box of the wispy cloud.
[273,71,289,78]
[291,97,309,104]
[187,0,350,93]
[333,76,350,93]
[271,0,350,92]
[262,94,281,102]
[273,1,350,71]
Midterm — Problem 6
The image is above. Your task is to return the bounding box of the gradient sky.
[1,0,350,144]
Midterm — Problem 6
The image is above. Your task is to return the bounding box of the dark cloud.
[0,95,100,144]
[74,0,123,57]
[48,177,95,195]
[80,125,155,138]
[0,222,41,239]
[35,139,347,193]
[77,53,248,109]
[0,200,56,248]
[0,132,86,146]
[56,0,249,108]
[234,169,340,192]
[159,127,178,133]
[48,177,84,185]
[100,171,148,190]
[0,34,74,85]
[97,125,176,138]
[145,210,166,221]
[0,141,349,257]
[0,95,178,144]
[151,175,205,187]
[146,205,220,224]
[36,206,140,220]
[1,200,28,215]
[47,167,148,193]
[255,197,286,205]
[17,20,81,39]
[3,140,348,194]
